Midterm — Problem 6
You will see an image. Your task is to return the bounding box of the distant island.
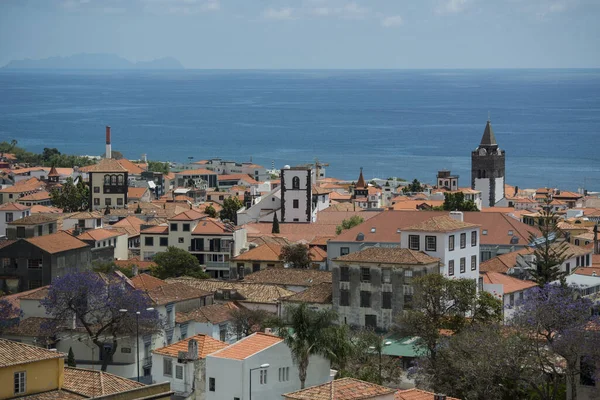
[1,53,184,70]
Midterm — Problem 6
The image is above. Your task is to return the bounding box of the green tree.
[50,177,89,212]
[204,204,218,218]
[220,196,244,224]
[67,347,77,367]
[42,147,61,161]
[147,161,170,174]
[527,196,571,286]
[402,178,424,194]
[229,307,273,339]
[272,213,280,234]
[279,243,312,269]
[275,303,339,389]
[336,215,364,235]
[442,192,479,211]
[152,247,209,279]
[92,261,134,278]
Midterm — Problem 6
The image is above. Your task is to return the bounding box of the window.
[5,213,13,222]
[253,263,260,272]
[260,369,268,384]
[16,227,25,238]
[425,236,436,251]
[170,223,178,231]
[14,371,26,395]
[449,235,455,251]
[587,254,591,266]
[38,225,43,236]
[340,289,350,306]
[460,233,466,249]
[340,266,349,282]
[28,280,42,290]
[209,377,215,391]
[94,186,100,193]
[292,176,300,189]
[471,255,477,271]
[360,291,371,308]
[178,237,184,243]
[361,267,371,282]
[183,224,190,232]
[159,237,168,247]
[279,367,290,382]
[48,224,53,234]
[448,260,454,276]
[220,325,227,342]
[460,257,466,273]
[105,198,112,206]
[293,199,299,209]
[340,247,350,256]
[382,269,391,283]
[408,235,420,250]
[94,198,100,206]
[365,314,377,328]
[117,198,123,206]
[509,293,515,307]
[404,269,413,279]
[96,218,102,227]
[175,365,183,380]
[383,291,392,309]
[145,236,154,246]
[27,259,43,269]
[163,358,172,376]
[566,262,571,274]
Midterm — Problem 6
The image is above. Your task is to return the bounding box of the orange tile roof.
[0,202,30,211]
[63,367,145,397]
[25,231,89,254]
[242,268,332,286]
[0,177,45,193]
[176,302,238,324]
[154,334,228,359]
[30,205,62,213]
[479,248,532,273]
[141,225,169,234]
[8,213,60,225]
[574,266,600,276]
[395,388,460,400]
[114,257,157,272]
[176,168,217,175]
[284,378,396,400]
[193,218,234,235]
[0,338,65,367]
[130,273,166,290]
[127,187,148,199]
[168,278,295,304]
[392,200,444,210]
[0,286,49,318]
[146,282,211,306]
[169,209,207,221]
[116,158,145,175]
[112,215,146,233]
[310,246,328,262]
[481,271,537,294]
[210,332,283,360]
[76,228,124,242]
[217,174,259,184]
[233,242,283,262]
[80,158,128,173]
[480,207,516,213]
[403,215,479,232]
[282,282,332,304]
[336,247,440,265]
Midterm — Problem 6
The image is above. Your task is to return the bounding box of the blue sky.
[1,0,599,68]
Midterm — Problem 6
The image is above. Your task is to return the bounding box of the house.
[128,187,152,204]
[283,377,396,400]
[5,213,60,239]
[480,271,537,321]
[84,158,129,211]
[61,211,104,231]
[217,174,259,189]
[15,190,52,207]
[332,247,441,330]
[0,338,172,399]
[175,168,218,189]
[152,334,228,400]
[0,202,30,238]
[75,227,129,261]
[0,231,91,292]
[175,302,239,343]
[280,282,332,316]
[205,332,331,400]
[0,177,46,204]
[112,215,146,251]
[240,268,332,292]
[230,242,285,277]
[436,170,459,191]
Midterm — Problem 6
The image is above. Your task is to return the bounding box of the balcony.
[205,261,230,270]
[103,185,127,194]
[142,356,152,367]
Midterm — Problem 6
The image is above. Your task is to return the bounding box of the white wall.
[237,186,282,225]
[0,208,30,237]
[494,177,505,206]
[281,169,312,223]
[474,178,491,208]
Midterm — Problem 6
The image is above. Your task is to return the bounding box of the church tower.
[471,119,505,208]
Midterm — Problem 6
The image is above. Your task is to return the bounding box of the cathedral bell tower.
[471,119,505,208]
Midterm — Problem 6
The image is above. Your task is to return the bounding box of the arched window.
[104,175,110,185]
[117,175,124,185]
[292,176,300,189]
[111,175,117,185]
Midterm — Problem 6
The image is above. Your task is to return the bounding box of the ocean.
[0,69,599,191]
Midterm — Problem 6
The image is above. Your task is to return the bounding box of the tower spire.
[480,119,497,147]
[356,167,366,188]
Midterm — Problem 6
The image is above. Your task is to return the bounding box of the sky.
[0,0,599,69]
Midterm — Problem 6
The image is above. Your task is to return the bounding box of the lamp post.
[119,307,154,382]
[249,363,269,400]
[369,340,392,385]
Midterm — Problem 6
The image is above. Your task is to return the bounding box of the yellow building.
[0,339,172,399]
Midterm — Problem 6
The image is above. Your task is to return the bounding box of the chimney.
[132,264,139,276]
[105,126,112,159]
[188,339,198,360]
[594,224,598,255]
[514,186,519,196]
[449,211,464,222]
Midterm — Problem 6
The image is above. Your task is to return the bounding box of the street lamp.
[249,363,269,400]
[119,307,155,382]
[369,340,392,385]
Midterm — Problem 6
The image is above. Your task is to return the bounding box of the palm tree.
[276,303,339,389]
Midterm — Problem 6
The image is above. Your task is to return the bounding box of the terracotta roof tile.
[403,215,479,232]
[479,248,532,273]
[112,215,146,233]
[0,202,30,211]
[2,317,54,337]
[63,367,144,397]
[18,390,84,399]
[217,174,259,184]
[153,334,228,359]
[127,187,148,199]
[0,286,49,317]
[282,282,332,304]
[210,332,282,360]
[0,177,45,193]
[575,266,600,276]
[233,242,283,262]
[395,388,460,400]
[130,273,166,290]
[141,225,169,234]
[18,190,51,201]
[114,257,157,272]
[169,209,207,221]
[176,302,238,324]
[310,246,328,262]
[336,247,440,265]
[80,158,128,173]
[176,168,217,176]
[284,377,395,400]
[0,338,65,367]
[146,282,211,306]
[481,271,537,294]
[76,228,124,242]
[193,218,235,235]
[242,268,332,287]
[115,158,145,175]
[25,231,89,254]
[8,213,60,225]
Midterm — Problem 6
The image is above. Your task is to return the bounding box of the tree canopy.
[272,212,280,234]
[220,196,244,224]
[440,192,479,211]
[50,177,89,212]
[336,215,364,235]
[204,204,218,218]
[0,141,95,168]
[279,243,312,269]
[147,160,170,174]
[402,178,424,194]
[152,246,209,279]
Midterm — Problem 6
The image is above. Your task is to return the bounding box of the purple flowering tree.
[510,284,600,400]
[0,298,22,333]
[41,271,161,372]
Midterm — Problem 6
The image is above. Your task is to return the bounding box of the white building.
[480,271,537,322]
[0,202,30,238]
[175,302,239,344]
[61,211,104,231]
[205,332,331,400]
[281,166,313,223]
[400,212,481,282]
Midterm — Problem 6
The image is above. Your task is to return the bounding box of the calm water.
[0,69,599,190]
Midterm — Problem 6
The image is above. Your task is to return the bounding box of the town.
[0,119,599,400]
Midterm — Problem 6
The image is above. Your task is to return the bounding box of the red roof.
[210,332,282,360]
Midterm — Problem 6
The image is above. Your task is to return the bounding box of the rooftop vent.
[508,230,514,236]
[396,228,401,233]
[370,227,376,233]
[356,232,365,241]
[482,230,488,235]
[510,236,519,244]
[593,272,597,277]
